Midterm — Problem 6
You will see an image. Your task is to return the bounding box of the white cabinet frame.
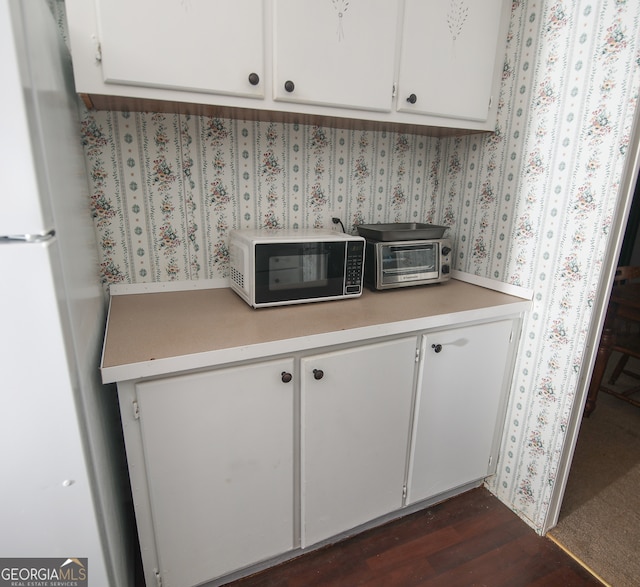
[116,312,523,587]
[66,0,512,135]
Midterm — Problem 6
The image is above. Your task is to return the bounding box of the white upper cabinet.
[397,0,506,122]
[66,0,510,133]
[90,0,263,98]
[273,0,400,112]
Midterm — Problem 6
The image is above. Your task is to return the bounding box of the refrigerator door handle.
[0,229,55,244]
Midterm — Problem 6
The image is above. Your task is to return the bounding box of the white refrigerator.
[0,1,131,585]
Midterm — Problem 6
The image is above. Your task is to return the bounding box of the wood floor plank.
[425,515,527,574]
[225,488,602,587]
[526,567,605,587]
[434,533,576,587]
[364,526,460,572]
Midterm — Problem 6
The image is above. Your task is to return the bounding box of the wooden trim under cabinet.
[81,93,489,139]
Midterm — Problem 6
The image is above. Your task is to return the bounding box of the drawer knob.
[313,369,324,380]
[284,80,295,93]
[248,72,260,86]
[406,93,417,104]
[281,371,293,383]
[431,343,443,353]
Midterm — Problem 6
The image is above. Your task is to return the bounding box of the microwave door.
[255,242,345,304]
[268,251,330,290]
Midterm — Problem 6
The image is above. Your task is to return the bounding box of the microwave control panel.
[345,240,365,294]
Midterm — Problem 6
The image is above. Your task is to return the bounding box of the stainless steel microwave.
[364,238,452,290]
[229,229,365,308]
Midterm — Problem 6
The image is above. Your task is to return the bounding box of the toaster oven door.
[379,242,439,285]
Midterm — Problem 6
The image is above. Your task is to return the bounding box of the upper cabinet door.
[397,0,506,121]
[273,0,401,112]
[96,0,264,98]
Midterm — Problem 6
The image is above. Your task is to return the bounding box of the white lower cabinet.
[407,319,517,504]
[118,317,521,587]
[132,358,295,587]
[300,337,418,547]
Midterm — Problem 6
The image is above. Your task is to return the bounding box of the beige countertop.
[101,279,531,383]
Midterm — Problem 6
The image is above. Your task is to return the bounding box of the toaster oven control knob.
[248,72,260,86]
[442,246,451,256]
[406,93,417,104]
[284,80,295,93]
[281,371,293,383]
[313,369,324,380]
[431,344,443,353]
[442,265,450,274]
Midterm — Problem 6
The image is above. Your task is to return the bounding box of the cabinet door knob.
[281,371,292,383]
[431,343,442,353]
[284,80,295,93]
[313,369,324,380]
[248,72,260,86]
[406,93,417,104]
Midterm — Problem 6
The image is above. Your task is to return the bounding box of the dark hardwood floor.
[223,488,601,587]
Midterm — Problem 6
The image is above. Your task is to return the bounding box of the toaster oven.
[364,238,452,290]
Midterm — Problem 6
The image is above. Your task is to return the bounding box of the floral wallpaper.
[79,114,443,284]
[488,0,640,533]
[64,0,640,533]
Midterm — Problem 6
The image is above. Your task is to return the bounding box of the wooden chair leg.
[609,354,630,384]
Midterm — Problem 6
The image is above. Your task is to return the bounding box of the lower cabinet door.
[407,319,516,504]
[300,337,417,547]
[134,358,295,587]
